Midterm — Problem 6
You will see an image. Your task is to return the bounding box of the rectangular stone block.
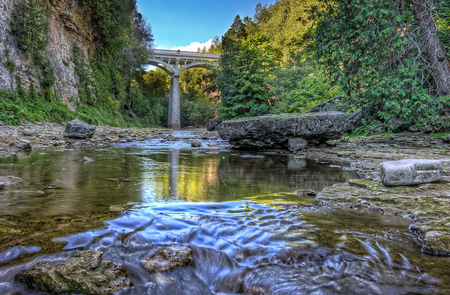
[380,159,442,186]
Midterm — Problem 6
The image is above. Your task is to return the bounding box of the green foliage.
[181,94,217,127]
[315,0,446,124]
[11,0,48,60]
[72,46,96,105]
[216,16,277,119]
[271,61,341,114]
[435,0,450,52]
[11,0,55,88]
[5,60,16,72]
[254,0,327,62]
[129,79,166,127]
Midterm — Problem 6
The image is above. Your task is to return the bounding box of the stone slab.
[218,111,347,150]
[380,159,442,186]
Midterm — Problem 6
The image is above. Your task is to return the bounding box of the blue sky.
[136,0,277,50]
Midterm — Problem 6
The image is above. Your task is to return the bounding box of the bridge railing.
[152,49,220,58]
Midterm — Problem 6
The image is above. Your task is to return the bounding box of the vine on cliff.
[11,0,55,89]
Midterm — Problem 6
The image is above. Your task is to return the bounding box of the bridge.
[148,49,221,129]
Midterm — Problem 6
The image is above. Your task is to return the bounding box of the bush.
[271,62,341,114]
[181,94,217,127]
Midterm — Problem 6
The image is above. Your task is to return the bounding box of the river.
[0,131,448,294]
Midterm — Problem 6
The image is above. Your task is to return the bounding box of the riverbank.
[0,122,219,158]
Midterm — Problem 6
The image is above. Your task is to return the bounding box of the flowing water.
[0,132,449,294]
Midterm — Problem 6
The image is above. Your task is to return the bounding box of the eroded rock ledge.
[218,111,347,150]
[317,179,450,255]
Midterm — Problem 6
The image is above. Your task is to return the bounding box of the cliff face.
[0,0,95,109]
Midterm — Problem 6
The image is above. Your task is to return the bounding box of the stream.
[0,131,449,294]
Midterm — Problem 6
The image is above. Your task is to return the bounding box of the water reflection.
[1,143,448,294]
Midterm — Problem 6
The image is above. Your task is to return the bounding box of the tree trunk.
[412,0,450,96]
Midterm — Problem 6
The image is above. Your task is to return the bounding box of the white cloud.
[170,39,214,52]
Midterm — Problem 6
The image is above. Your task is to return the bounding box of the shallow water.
[0,133,449,294]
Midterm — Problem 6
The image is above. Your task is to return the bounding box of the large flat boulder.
[218,111,347,150]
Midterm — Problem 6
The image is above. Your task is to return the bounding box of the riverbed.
[0,130,449,294]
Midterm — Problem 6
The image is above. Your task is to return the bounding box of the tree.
[315,0,449,124]
[412,0,450,96]
[217,24,277,119]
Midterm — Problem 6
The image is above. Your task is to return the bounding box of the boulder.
[307,96,342,113]
[380,159,442,186]
[368,120,386,135]
[16,139,31,150]
[206,118,222,131]
[346,109,364,132]
[142,245,193,273]
[287,137,307,152]
[218,111,347,150]
[63,119,96,139]
[441,134,450,143]
[14,250,132,294]
[386,116,409,132]
[191,140,202,147]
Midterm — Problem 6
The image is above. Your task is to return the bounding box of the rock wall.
[0,0,95,109]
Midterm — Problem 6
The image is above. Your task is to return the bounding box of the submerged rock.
[191,140,202,148]
[142,245,193,273]
[218,111,347,150]
[63,119,96,139]
[317,178,450,255]
[380,159,442,186]
[14,250,132,294]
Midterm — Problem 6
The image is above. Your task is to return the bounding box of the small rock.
[191,140,202,147]
[360,200,370,205]
[0,182,5,189]
[325,140,337,147]
[16,139,31,150]
[21,129,39,137]
[0,120,4,125]
[142,245,193,273]
[47,135,60,140]
[82,157,94,162]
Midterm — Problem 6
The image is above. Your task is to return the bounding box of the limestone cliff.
[0,0,94,109]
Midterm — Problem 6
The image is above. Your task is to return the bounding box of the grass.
[0,88,137,127]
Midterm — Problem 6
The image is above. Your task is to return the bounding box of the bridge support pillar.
[168,74,181,129]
